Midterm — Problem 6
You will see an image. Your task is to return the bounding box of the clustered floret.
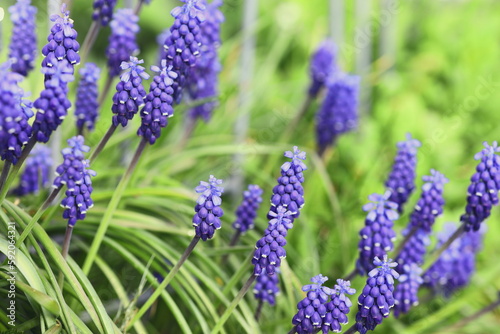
[308,40,337,98]
[92,0,117,26]
[232,184,263,234]
[8,0,38,76]
[253,268,280,306]
[14,146,52,196]
[75,63,101,133]
[192,175,224,240]
[393,263,423,317]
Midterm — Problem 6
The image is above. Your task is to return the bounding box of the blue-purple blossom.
[106,9,140,78]
[14,146,52,196]
[75,63,101,133]
[137,60,177,144]
[395,227,430,273]
[92,0,117,26]
[393,263,423,317]
[111,57,149,127]
[309,40,337,97]
[355,256,399,334]
[461,141,500,231]
[356,192,399,275]
[253,268,279,306]
[385,133,421,212]
[316,73,359,155]
[322,279,356,333]
[192,175,224,240]
[232,184,263,234]
[8,0,38,76]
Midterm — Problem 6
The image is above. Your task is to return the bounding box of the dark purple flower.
[253,268,279,306]
[137,60,177,144]
[232,184,263,234]
[385,133,421,213]
[111,57,150,127]
[316,73,359,155]
[92,0,117,26]
[395,227,429,273]
[8,0,38,76]
[309,40,337,97]
[356,192,399,275]
[106,9,140,78]
[14,146,52,196]
[393,263,423,317]
[322,279,356,333]
[355,256,399,334]
[75,63,101,133]
[461,141,500,231]
[192,175,224,241]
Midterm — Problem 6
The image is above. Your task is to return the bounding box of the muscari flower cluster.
[292,275,355,334]
[186,0,224,122]
[253,268,280,306]
[384,133,421,212]
[92,0,117,26]
[75,63,101,134]
[356,192,399,276]
[461,141,500,231]
[111,57,149,127]
[316,73,359,155]
[393,263,423,317]
[232,184,263,234]
[53,136,96,227]
[192,175,224,241]
[253,147,307,276]
[107,9,140,78]
[137,60,177,144]
[356,256,399,334]
[8,0,38,76]
[33,5,79,143]
[309,40,338,98]
[14,146,52,196]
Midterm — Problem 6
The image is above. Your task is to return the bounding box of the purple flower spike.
[461,141,500,231]
[321,279,356,333]
[385,133,421,213]
[75,63,101,133]
[232,184,263,234]
[253,268,280,306]
[137,60,177,144]
[393,263,423,317]
[192,175,224,241]
[309,40,338,98]
[107,9,140,78]
[171,0,206,22]
[14,146,52,196]
[356,192,399,275]
[92,0,117,26]
[356,256,399,334]
[8,0,38,76]
[395,227,430,273]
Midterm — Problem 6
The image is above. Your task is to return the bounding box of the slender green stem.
[343,324,357,334]
[133,0,144,15]
[82,138,147,275]
[98,74,115,107]
[126,236,201,329]
[90,124,117,163]
[0,161,12,191]
[343,269,358,281]
[58,225,74,288]
[221,230,242,265]
[287,327,297,334]
[210,274,256,334]
[80,21,101,64]
[254,299,263,321]
[446,292,500,331]
[421,224,465,273]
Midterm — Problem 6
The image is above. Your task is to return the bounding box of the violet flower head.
[461,141,500,231]
[14,146,52,196]
[137,60,177,144]
[92,0,117,26]
[253,268,280,306]
[395,227,430,273]
[356,256,399,334]
[232,184,263,234]
[111,57,149,127]
[385,133,421,213]
[107,9,140,78]
[393,263,423,317]
[75,63,101,133]
[8,0,38,76]
[192,175,224,241]
[356,191,399,275]
[309,40,338,97]
[316,73,360,155]
[322,279,356,333]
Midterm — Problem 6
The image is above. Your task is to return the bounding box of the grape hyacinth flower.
[107,9,140,78]
[192,175,224,241]
[393,263,423,317]
[111,57,149,127]
[8,0,38,76]
[461,141,500,231]
[355,256,399,334]
[92,0,117,26]
[395,227,430,273]
[253,268,279,306]
[232,184,263,234]
[316,73,360,155]
[385,133,421,213]
[356,192,399,276]
[137,60,177,144]
[308,40,338,98]
[75,63,101,134]
[323,279,356,333]
[14,146,52,196]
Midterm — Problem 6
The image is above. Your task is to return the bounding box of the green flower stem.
[58,224,74,288]
[447,291,500,330]
[80,21,101,64]
[0,161,12,191]
[343,269,358,282]
[221,230,242,265]
[421,224,465,273]
[82,138,147,275]
[210,274,256,334]
[126,236,201,329]
[254,299,263,321]
[90,124,117,163]
[98,74,115,107]
[342,324,357,334]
